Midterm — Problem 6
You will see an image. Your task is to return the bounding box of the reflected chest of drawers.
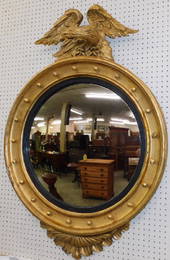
[79,159,114,200]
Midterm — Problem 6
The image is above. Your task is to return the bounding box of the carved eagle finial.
[35,5,138,60]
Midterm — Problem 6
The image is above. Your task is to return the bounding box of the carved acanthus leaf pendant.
[35,4,138,61]
[40,222,130,259]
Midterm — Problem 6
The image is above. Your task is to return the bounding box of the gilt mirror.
[24,78,145,212]
[4,4,167,259]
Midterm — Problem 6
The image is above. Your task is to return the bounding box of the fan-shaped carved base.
[40,222,130,259]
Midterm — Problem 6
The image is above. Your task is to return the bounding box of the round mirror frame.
[4,56,167,257]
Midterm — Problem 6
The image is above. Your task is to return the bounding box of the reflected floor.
[35,169,128,207]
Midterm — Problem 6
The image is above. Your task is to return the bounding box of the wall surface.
[0,0,169,259]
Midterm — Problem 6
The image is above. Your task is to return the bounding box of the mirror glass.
[27,82,144,209]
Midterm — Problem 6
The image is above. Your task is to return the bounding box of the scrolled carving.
[40,222,130,259]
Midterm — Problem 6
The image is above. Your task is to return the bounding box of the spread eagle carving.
[35,5,138,60]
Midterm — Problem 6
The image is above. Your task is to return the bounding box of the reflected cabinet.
[4,4,167,259]
[79,159,114,200]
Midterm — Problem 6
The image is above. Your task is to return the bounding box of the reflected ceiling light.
[110,118,137,125]
[97,118,104,122]
[70,117,83,121]
[110,118,124,122]
[124,121,137,125]
[129,112,135,119]
[31,126,35,129]
[110,121,125,125]
[37,122,46,127]
[74,120,89,124]
[34,117,44,121]
[71,108,83,115]
[85,93,120,99]
[74,118,105,124]
[51,120,61,125]
[86,118,104,122]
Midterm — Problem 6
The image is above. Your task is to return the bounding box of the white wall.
[0,0,169,259]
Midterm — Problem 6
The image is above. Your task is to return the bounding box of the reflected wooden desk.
[37,151,67,172]
[79,159,114,200]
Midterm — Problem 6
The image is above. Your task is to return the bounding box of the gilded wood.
[35,5,138,60]
[4,56,167,258]
[40,221,129,259]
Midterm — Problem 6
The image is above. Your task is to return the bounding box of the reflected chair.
[42,172,63,200]
[67,148,85,184]
[67,162,80,183]
[127,157,139,180]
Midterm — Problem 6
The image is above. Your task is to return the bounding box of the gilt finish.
[35,5,138,60]
[40,221,129,259]
[4,4,167,260]
[4,57,167,258]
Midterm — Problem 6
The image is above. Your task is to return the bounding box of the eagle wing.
[35,9,83,45]
[87,5,138,38]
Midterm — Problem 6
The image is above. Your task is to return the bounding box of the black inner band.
[23,77,146,213]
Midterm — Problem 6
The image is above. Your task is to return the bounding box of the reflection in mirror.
[29,84,141,207]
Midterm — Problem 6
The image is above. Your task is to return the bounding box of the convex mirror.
[26,80,145,212]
